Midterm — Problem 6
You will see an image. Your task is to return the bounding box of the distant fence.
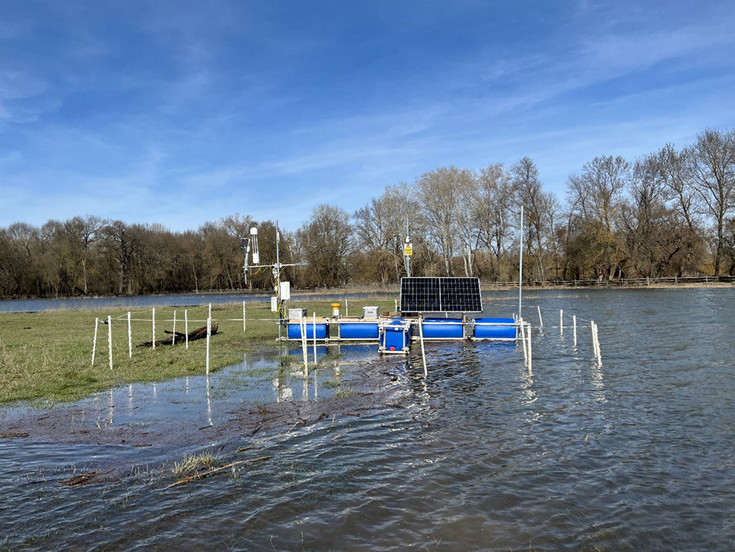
[479,276,735,289]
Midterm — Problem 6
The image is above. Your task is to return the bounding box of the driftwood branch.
[165,456,270,489]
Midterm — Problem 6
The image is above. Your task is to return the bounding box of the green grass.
[0,297,396,405]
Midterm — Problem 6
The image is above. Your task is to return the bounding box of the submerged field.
[0,298,396,404]
[2,288,735,550]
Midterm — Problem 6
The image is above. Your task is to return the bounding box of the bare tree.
[353,184,414,284]
[566,156,630,279]
[416,167,462,276]
[686,129,735,275]
[297,205,353,287]
[472,164,513,280]
[511,157,558,282]
[622,153,686,277]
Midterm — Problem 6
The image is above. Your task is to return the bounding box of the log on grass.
[138,323,218,348]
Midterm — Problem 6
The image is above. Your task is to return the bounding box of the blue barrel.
[339,322,379,340]
[380,318,411,352]
[473,317,516,340]
[421,318,464,339]
[287,322,328,340]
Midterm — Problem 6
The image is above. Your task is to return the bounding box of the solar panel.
[400,277,483,313]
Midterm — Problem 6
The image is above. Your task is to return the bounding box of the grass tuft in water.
[171,452,218,478]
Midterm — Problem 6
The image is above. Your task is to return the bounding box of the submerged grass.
[0,297,395,405]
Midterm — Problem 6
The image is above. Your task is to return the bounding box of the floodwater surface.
[2,288,735,550]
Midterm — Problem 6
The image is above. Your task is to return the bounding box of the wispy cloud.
[1,1,734,232]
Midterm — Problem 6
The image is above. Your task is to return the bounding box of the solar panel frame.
[400,277,483,313]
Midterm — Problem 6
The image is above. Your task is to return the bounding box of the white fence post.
[91,317,99,366]
[560,309,564,337]
[127,311,132,358]
[300,317,308,373]
[313,312,317,365]
[206,317,211,375]
[172,309,177,345]
[107,315,113,370]
[152,308,156,350]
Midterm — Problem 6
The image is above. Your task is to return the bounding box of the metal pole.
[518,206,524,319]
[276,220,282,341]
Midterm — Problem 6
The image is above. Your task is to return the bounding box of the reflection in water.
[206,374,212,426]
[591,362,606,403]
[108,389,114,426]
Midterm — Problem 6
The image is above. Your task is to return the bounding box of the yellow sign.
[404,244,413,256]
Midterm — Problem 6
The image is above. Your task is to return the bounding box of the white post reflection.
[108,388,114,425]
[591,363,606,403]
[206,374,213,426]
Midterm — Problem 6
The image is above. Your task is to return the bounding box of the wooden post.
[127,311,132,358]
[91,317,99,366]
[107,315,113,370]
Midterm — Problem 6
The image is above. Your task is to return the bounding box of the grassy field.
[0,297,396,405]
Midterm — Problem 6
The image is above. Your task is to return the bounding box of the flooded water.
[0,290,395,313]
[2,288,735,550]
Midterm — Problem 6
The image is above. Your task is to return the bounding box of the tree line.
[1,128,734,299]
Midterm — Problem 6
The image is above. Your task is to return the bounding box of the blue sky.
[2,0,734,232]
